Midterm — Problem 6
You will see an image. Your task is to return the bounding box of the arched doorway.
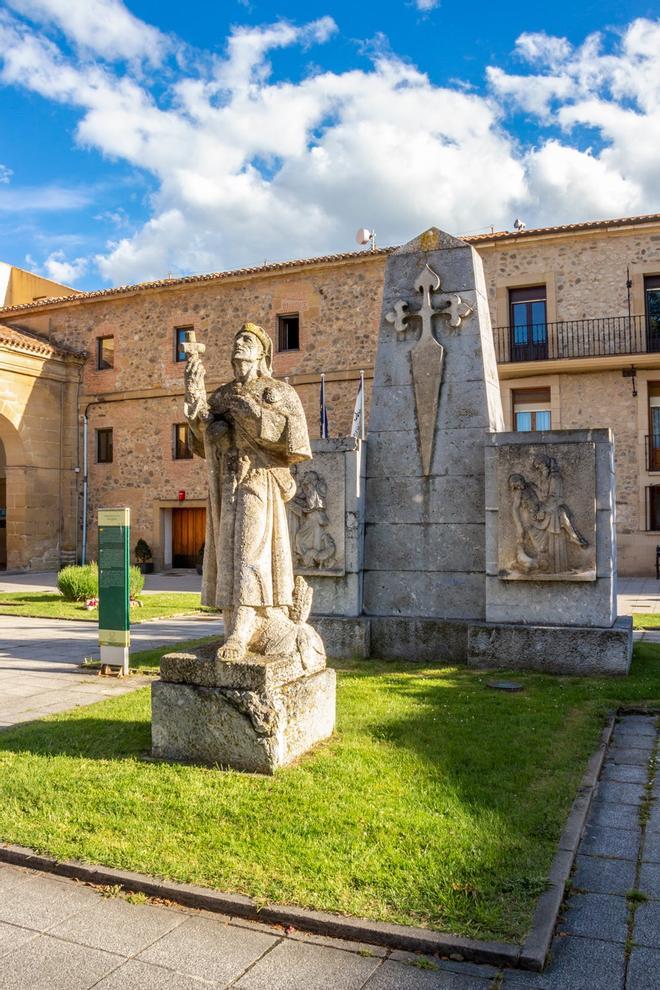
[0,437,5,569]
[0,414,28,571]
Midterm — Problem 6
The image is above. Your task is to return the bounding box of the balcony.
[494,315,660,364]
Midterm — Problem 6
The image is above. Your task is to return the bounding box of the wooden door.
[172,507,206,568]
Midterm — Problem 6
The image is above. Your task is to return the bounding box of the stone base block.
[152,662,336,774]
[309,613,632,675]
[310,615,371,659]
[467,616,632,676]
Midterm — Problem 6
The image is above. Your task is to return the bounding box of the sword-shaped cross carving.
[385,265,473,475]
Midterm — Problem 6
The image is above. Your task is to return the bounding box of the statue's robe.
[188,375,311,609]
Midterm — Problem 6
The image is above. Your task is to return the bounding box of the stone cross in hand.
[181,330,208,421]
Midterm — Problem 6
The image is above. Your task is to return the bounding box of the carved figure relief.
[503,452,592,580]
[385,264,473,475]
[288,470,337,569]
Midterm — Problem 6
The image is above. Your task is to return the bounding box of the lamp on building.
[622,366,638,398]
[178,490,186,501]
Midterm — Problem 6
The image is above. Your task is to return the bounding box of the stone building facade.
[1,212,660,574]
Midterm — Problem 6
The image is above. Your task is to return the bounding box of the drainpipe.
[81,412,89,564]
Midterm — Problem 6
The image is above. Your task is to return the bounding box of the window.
[96,336,115,370]
[648,486,660,531]
[509,286,548,361]
[175,326,193,363]
[645,276,660,352]
[512,388,551,432]
[96,428,113,464]
[277,313,300,352]
[173,423,192,460]
[648,383,660,471]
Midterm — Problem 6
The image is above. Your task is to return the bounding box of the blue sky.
[0,0,659,290]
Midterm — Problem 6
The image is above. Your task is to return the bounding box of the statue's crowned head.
[232,323,273,376]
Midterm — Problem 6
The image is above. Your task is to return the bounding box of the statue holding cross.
[181,326,320,664]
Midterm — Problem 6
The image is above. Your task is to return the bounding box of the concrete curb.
[518,713,616,971]
[0,712,618,971]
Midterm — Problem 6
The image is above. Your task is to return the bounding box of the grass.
[633,613,660,629]
[0,591,212,623]
[0,642,658,942]
[126,636,220,674]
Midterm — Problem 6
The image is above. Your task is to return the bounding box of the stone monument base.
[151,642,336,774]
[311,614,632,675]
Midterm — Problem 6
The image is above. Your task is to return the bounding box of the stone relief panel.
[497,442,596,582]
[289,456,345,576]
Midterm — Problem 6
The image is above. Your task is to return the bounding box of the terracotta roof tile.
[0,323,85,359]
[1,211,659,316]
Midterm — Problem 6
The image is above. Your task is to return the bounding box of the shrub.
[58,563,99,601]
[58,562,144,603]
[134,539,152,564]
[129,565,144,599]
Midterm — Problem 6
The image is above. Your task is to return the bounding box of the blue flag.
[320,375,329,439]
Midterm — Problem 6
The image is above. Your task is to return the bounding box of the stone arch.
[0,414,28,570]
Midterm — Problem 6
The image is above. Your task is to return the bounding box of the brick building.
[1,212,660,574]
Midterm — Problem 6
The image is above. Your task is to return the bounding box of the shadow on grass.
[0,715,150,760]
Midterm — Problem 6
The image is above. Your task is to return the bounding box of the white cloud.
[0,8,659,285]
[0,182,91,211]
[414,0,440,11]
[5,0,168,65]
[0,164,12,184]
[41,249,88,284]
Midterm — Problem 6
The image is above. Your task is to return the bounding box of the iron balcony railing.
[494,315,660,364]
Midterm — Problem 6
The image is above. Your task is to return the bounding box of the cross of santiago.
[385,264,472,339]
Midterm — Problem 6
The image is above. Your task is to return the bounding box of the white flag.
[350,374,364,439]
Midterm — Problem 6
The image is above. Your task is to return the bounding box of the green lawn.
[633,613,660,629]
[0,592,212,623]
[0,643,658,942]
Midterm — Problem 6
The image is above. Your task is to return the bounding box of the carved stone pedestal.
[151,643,336,774]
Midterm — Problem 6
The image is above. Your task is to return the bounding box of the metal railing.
[494,315,660,364]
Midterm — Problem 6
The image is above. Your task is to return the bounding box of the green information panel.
[98,507,130,673]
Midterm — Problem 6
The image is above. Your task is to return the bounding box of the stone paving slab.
[503,935,626,989]
[631,899,660,949]
[0,934,124,990]
[363,960,492,989]
[639,861,660,899]
[0,873,100,931]
[587,800,641,831]
[561,892,628,942]
[93,958,212,989]
[642,830,660,864]
[594,779,647,806]
[572,854,637,896]
[600,762,649,784]
[234,938,382,989]
[626,946,660,990]
[136,915,278,985]
[50,894,186,956]
[579,824,641,860]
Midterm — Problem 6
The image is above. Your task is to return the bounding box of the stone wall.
[0,341,81,569]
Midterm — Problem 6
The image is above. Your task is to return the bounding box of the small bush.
[134,539,152,564]
[58,563,99,601]
[129,566,144,599]
[58,562,144,603]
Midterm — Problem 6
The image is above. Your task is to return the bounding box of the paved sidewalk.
[0,613,223,728]
[0,716,656,989]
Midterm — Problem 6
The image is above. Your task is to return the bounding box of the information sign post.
[98,508,130,675]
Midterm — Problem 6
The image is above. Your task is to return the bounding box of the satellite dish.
[356,228,376,249]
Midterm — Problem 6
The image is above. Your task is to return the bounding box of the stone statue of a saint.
[183,323,319,663]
